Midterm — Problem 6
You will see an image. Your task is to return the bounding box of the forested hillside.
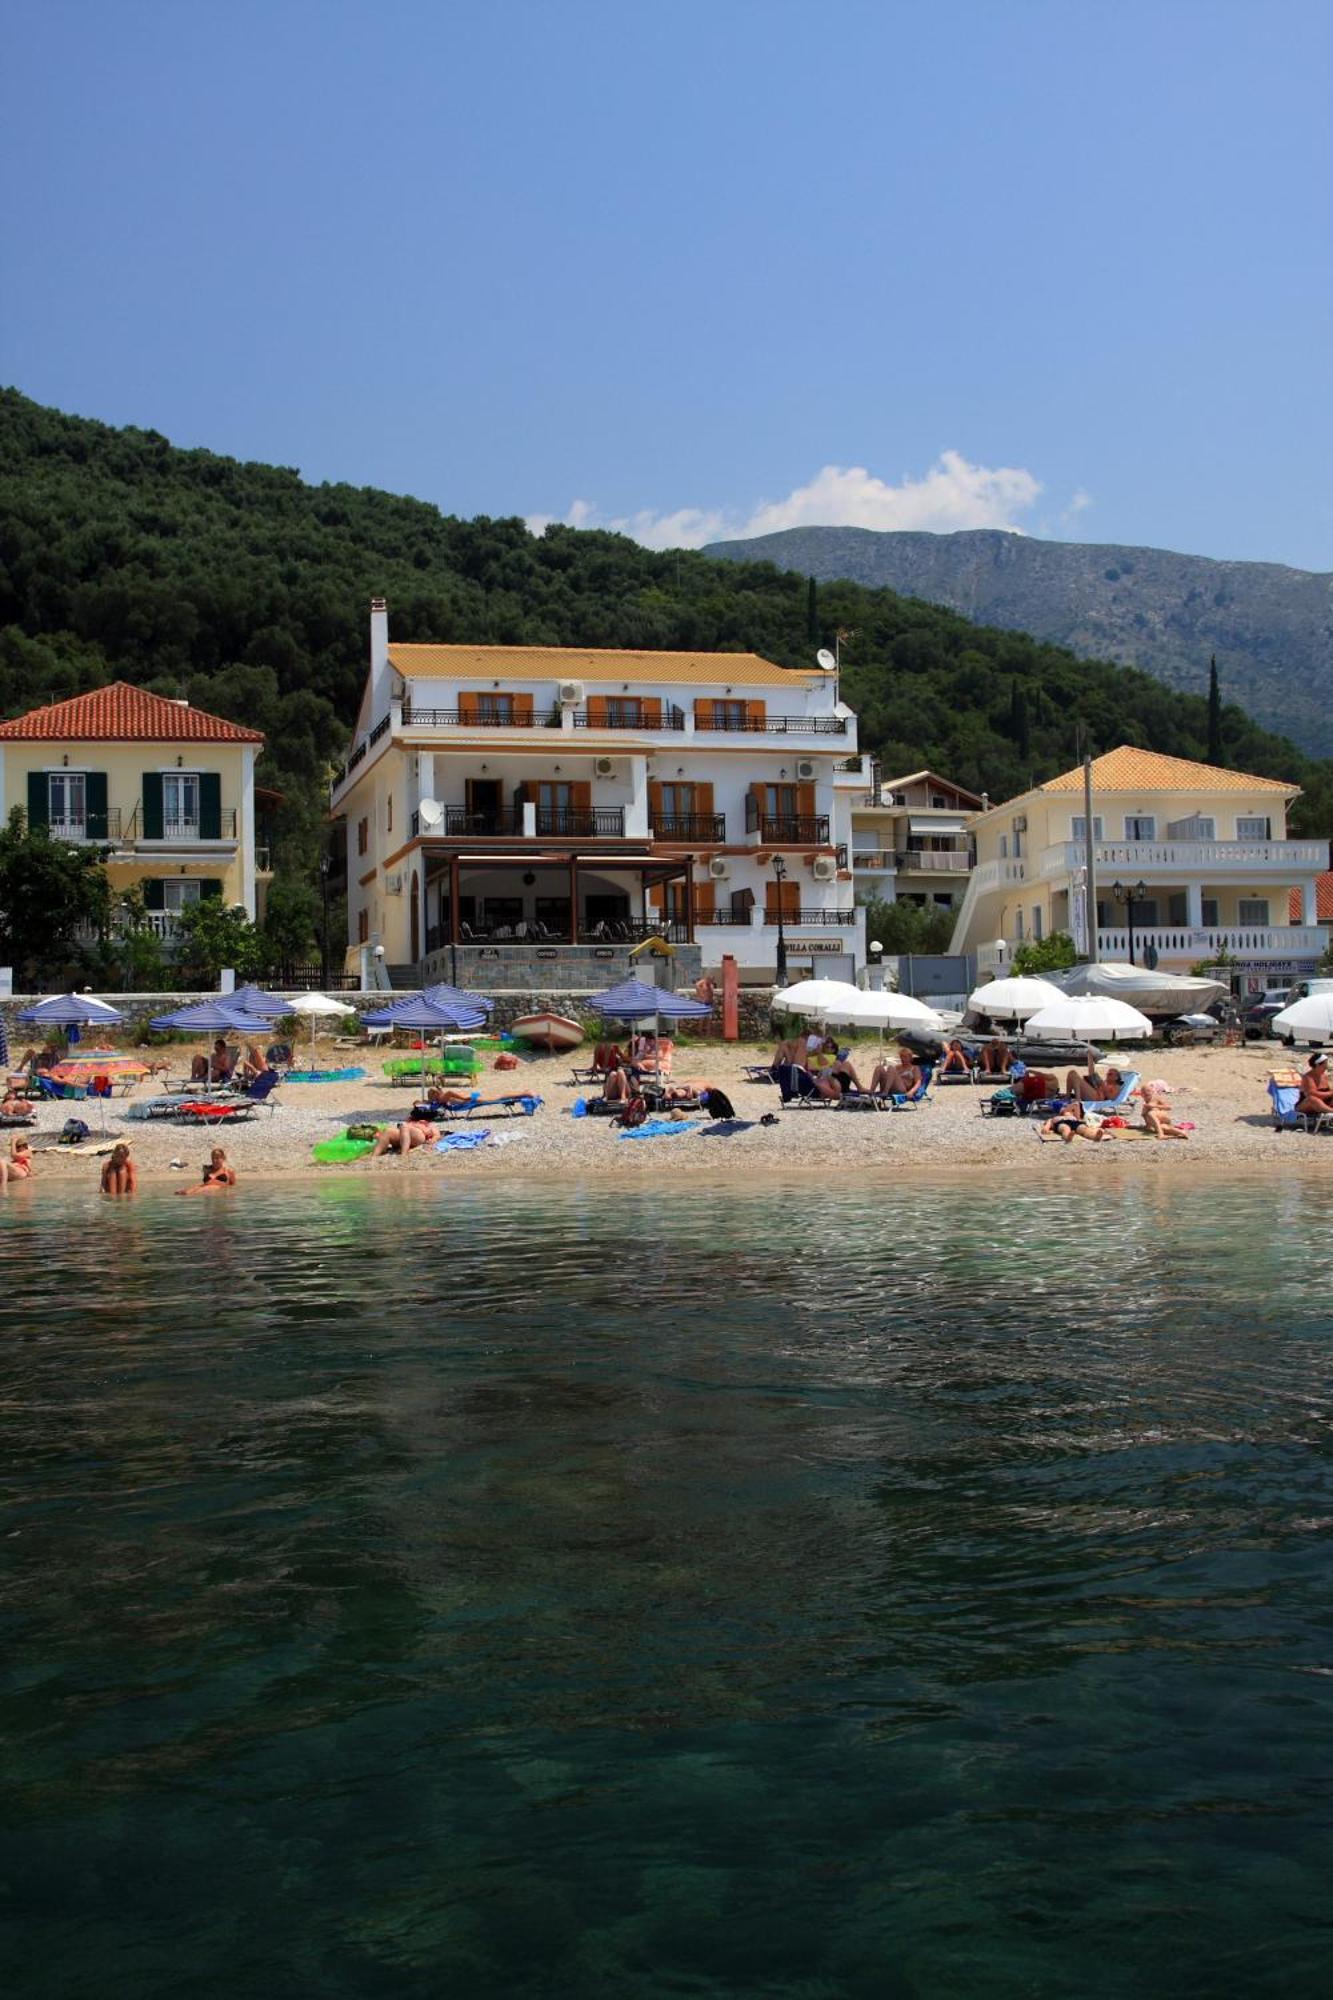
[3,388,1331,875]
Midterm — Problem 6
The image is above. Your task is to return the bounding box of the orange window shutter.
[746,700,766,727]
[459,691,480,724]
[694,880,715,920]
[750,781,768,823]
[641,696,662,726]
[695,781,714,816]
[694,698,714,726]
[764,880,781,918]
[797,782,816,819]
[588,696,609,727]
[513,693,534,725]
[647,881,663,910]
[571,780,592,812]
[648,780,664,820]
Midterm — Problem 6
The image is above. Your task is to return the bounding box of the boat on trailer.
[512,1011,585,1052]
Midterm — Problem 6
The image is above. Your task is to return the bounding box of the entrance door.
[465,778,503,833]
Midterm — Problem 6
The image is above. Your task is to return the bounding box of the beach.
[9,1036,1330,1187]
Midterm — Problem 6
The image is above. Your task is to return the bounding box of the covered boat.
[1052,961,1226,1017]
[512,1011,585,1051]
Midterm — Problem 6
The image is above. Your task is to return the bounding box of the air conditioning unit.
[557,679,585,705]
[385,871,403,895]
[594,756,615,779]
[796,759,817,781]
[811,855,838,882]
[708,856,730,881]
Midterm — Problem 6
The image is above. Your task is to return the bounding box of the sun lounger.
[1268,1080,1333,1133]
[743,1063,778,1084]
[464,1093,543,1120]
[172,1100,257,1126]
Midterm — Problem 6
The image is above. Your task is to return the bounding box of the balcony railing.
[696,713,847,734]
[744,799,831,844]
[650,814,727,841]
[1095,923,1325,960]
[48,808,124,843]
[450,916,690,945]
[1041,837,1330,879]
[122,806,239,842]
[409,805,626,840]
[779,908,857,927]
[853,849,896,870]
[566,706,686,730]
[900,847,971,872]
[400,704,564,729]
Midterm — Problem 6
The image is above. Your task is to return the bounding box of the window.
[1235,816,1270,841]
[1014,910,1025,940]
[763,784,798,818]
[48,771,87,837]
[1070,816,1104,841]
[537,782,572,812]
[999,835,1008,858]
[605,698,643,727]
[162,879,202,913]
[1032,906,1044,941]
[386,794,393,833]
[477,693,514,723]
[714,700,747,730]
[358,908,369,943]
[1202,898,1220,926]
[1124,816,1156,840]
[931,794,946,808]
[1238,898,1270,924]
[357,817,369,856]
[1134,899,1159,925]
[163,772,200,839]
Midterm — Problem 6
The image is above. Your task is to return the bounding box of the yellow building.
[949,746,1329,995]
[0,683,268,945]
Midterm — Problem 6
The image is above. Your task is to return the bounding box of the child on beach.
[101,1144,137,1196]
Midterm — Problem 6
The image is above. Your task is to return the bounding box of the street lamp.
[319,854,331,986]
[772,854,789,986]
[1111,879,1149,965]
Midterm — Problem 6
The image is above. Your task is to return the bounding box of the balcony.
[651,814,727,842]
[853,849,896,871]
[695,713,847,735]
[899,847,971,873]
[121,805,239,843]
[745,799,831,844]
[701,908,857,928]
[48,807,124,843]
[400,703,564,730]
[1041,837,1329,880]
[408,805,626,840]
[1096,924,1325,962]
[970,857,1028,891]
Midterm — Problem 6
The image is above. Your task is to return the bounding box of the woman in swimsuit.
[101,1143,137,1196]
[938,1039,971,1077]
[1038,1109,1105,1144]
[370,1119,437,1159]
[179,1147,236,1195]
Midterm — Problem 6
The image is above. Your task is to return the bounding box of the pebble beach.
[9,1034,1331,1189]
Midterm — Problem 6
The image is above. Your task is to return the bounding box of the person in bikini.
[370,1119,437,1159]
[1064,1062,1123,1103]
[1297,1053,1333,1117]
[1038,1108,1106,1143]
[0,1137,35,1186]
[100,1143,137,1196]
[869,1049,922,1098]
[1136,1081,1190,1139]
[938,1039,971,1077]
[979,1037,1012,1076]
[178,1146,236,1195]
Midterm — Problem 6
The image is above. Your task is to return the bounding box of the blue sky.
[3,1,1330,567]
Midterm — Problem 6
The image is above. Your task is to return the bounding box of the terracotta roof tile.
[387,644,821,688]
[0,682,263,744]
[1040,745,1296,795]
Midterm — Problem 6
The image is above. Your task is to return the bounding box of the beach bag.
[615,1096,648,1129]
[988,1088,1017,1118]
[702,1087,736,1120]
[494,1052,519,1071]
[59,1117,91,1144]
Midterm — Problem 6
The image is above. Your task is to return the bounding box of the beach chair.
[464,1092,544,1120]
[227,1069,282,1115]
[773,1061,829,1107]
[172,1100,257,1126]
[1077,1071,1142,1124]
[742,1063,778,1085]
[1268,1080,1333,1134]
[884,1066,934,1111]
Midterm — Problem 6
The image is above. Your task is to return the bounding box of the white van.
[1283,976,1333,1006]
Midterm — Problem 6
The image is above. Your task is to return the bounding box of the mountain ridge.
[705,526,1333,754]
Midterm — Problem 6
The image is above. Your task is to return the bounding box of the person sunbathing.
[979,1038,1011,1076]
[0,1137,35,1184]
[770,1035,804,1070]
[602,1065,634,1104]
[1297,1054,1333,1116]
[191,1038,236,1084]
[0,1090,31,1117]
[593,1041,627,1074]
[416,1085,478,1114]
[1038,1108,1106,1144]
[15,1045,59,1076]
[370,1119,437,1159]
[1065,1063,1123,1103]
[813,1038,864,1092]
[179,1146,236,1194]
[938,1040,971,1077]
[238,1043,269,1085]
[870,1051,922,1097]
[1135,1082,1190,1139]
[101,1143,137,1196]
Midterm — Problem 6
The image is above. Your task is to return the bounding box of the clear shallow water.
[2,1179,1332,1999]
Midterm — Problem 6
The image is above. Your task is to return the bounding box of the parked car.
[1243,999,1288,1041]
[1162,1012,1222,1046]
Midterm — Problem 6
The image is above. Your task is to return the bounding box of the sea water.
[2,1178,1331,1998]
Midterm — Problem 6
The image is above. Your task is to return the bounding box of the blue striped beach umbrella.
[422,981,495,1017]
[229,984,294,1016]
[585,977,711,1023]
[361,996,487,1032]
[17,992,126,1028]
[149,1000,273,1033]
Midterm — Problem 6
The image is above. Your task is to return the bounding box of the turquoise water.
[2,1178,1332,1998]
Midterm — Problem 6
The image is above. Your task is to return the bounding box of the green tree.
[172,897,265,985]
[860,894,956,955]
[262,877,319,969]
[0,807,109,986]
[1011,930,1077,974]
[1207,656,1223,763]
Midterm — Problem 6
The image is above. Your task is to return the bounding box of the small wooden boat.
[512,1011,584,1052]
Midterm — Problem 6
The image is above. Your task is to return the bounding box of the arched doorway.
[410,869,420,962]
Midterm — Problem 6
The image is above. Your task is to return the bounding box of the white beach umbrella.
[819,988,945,1033]
[1024,995,1155,1043]
[967,975,1063,1020]
[284,992,357,1052]
[770,979,863,1017]
[1271,994,1333,1042]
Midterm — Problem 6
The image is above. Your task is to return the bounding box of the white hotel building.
[331,602,866,987]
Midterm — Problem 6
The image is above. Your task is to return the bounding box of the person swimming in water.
[178,1146,237,1195]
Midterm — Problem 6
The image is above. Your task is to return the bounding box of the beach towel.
[697,1119,757,1136]
[617,1117,701,1140]
[435,1129,491,1151]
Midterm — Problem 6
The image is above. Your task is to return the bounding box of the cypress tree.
[1009,679,1031,759]
[1207,656,1223,763]
[806,575,818,644]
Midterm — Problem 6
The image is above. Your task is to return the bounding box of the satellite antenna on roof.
[815,648,837,673]
[418,798,444,828]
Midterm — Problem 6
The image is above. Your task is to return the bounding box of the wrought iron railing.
[122,806,239,841]
[772,908,857,927]
[536,808,625,837]
[650,814,727,841]
[48,808,123,842]
[695,714,847,733]
[744,799,831,844]
[400,704,558,729]
[414,805,626,839]
[566,706,686,730]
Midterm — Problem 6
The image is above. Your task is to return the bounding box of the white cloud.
[527,451,1048,551]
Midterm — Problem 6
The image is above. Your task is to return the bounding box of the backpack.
[702,1087,736,1120]
[615,1096,648,1129]
[59,1117,91,1144]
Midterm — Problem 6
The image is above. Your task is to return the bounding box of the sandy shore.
[7,1036,1331,1190]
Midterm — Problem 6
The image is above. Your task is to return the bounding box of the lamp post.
[772,855,789,986]
[319,854,331,987]
[1111,879,1148,965]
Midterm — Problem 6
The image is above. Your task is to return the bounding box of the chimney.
[369,597,391,708]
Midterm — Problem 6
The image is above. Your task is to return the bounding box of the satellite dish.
[816,648,837,672]
[418,797,444,828]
